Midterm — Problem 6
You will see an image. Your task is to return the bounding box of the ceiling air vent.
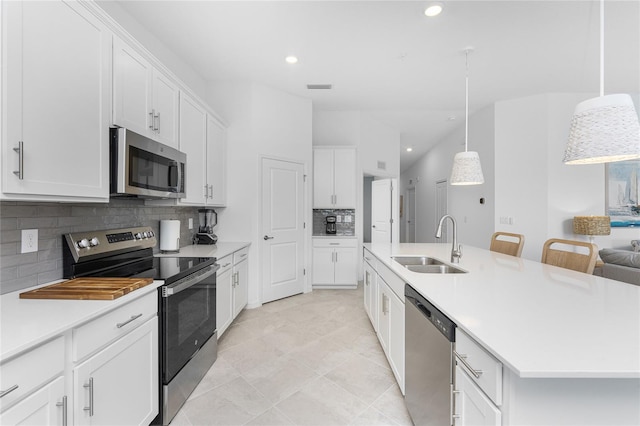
[306,84,332,90]
[377,161,387,170]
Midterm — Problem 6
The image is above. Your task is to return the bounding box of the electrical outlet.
[21,229,38,253]
[345,215,352,223]
[188,218,193,230]
[336,215,342,223]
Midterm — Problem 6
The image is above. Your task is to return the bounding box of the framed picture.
[606,160,640,227]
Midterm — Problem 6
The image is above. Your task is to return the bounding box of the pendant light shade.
[451,151,485,185]
[564,94,640,164]
[450,48,484,185]
[563,0,640,165]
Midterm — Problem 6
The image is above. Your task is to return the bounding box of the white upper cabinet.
[1,0,111,202]
[206,116,227,207]
[178,92,208,205]
[113,37,179,149]
[313,147,356,208]
[178,92,227,207]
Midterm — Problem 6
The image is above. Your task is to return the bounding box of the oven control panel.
[64,226,157,262]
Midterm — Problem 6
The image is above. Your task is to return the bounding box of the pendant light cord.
[465,50,469,152]
[599,0,604,97]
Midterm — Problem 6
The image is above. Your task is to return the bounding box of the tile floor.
[170,285,412,426]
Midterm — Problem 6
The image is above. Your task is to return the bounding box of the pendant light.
[450,48,484,185]
[564,0,640,164]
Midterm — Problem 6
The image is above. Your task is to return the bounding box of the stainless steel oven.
[159,259,218,425]
[62,227,219,426]
[110,127,186,199]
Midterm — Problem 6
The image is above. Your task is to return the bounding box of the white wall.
[496,93,640,260]
[400,106,496,249]
[208,82,313,307]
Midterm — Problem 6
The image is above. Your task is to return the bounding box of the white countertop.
[154,241,250,259]
[0,280,163,361]
[365,243,640,379]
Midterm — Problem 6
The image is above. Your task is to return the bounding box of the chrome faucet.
[435,214,462,263]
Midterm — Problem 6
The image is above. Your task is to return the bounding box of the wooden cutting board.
[19,277,154,300]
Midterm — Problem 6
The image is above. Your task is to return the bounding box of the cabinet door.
[388,289,405,394]
[0,377,65,426]
[216,261,234,338]
[377,282,390,354]
[233,258,249,317]
[73,318,158,426]
[334,247,356,285]
[454,365,501,426]
[151,71,179,148]
[206,117,227,206]
[312,247,335,285]
[112,36,152,137]
[2,0,110,200]
[178,92,207,205]
[312,149,334,208]
[363,261,378,331]
[332,148,357,208]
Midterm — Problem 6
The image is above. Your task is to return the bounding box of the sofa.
[595,246,640,286]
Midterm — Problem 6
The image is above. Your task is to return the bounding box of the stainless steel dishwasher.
[405,284,456,425]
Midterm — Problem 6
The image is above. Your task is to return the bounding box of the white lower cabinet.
[0,377,66,426]
[454,364,501,426]
[312,238,357,289]
[377,277,405,393]
[216,247,249,338]
[73,317,158,426]
[363,256,378,331]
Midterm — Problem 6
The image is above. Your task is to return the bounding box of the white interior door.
[407,187,416,243]
[435,179,449,243]
[372,179,392,244]
[261,158,305,303]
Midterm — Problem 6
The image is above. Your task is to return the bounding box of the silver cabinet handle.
[149,110,155,129]
[222,263,231,268]
[335,252,338,263]
[56,395,68,426]
[264,235,274,240]
[0,384,19,398]
[365,271,370,286]
[208,184,213,198]
[454,351,483,378]
[83,378,94,416]
[155,111,160,132]
[13,141,23,180]
[204,184,209,198]
[116,313,143,328]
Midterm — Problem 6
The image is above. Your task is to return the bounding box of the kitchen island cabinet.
[1,0,111,202]
[364,243,640,425]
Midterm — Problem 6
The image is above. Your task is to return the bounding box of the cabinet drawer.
[455,330,503,406]
[217,254,233,275]
[0,336,64,410]
[73,291,157,362]
[363,248,378,271]
[377,262,405,301]
[233,247,249,265]
[313,238,357,248]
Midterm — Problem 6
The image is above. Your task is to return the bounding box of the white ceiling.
[111,0,640,171]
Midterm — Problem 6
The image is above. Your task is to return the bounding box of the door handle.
[264,235,274,240]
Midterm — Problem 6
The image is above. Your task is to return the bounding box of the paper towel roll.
[160,220,180,253]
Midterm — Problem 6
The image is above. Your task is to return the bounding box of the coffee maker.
[325,215,337,235]
[195,209,218,245]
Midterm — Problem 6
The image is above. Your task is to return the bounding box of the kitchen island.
[364,242,640,425]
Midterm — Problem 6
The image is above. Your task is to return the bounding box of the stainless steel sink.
[392,256,467,274]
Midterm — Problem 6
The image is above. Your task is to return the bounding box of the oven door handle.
[162,264,220,297]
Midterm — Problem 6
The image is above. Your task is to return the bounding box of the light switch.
[345,215,352,223]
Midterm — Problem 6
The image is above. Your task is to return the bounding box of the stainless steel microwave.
[110,127,186,199]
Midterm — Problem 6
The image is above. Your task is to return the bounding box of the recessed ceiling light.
[424,2,443,17]
[447,116,457,121]
[285,56,298,64]
[406,147,413,152]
